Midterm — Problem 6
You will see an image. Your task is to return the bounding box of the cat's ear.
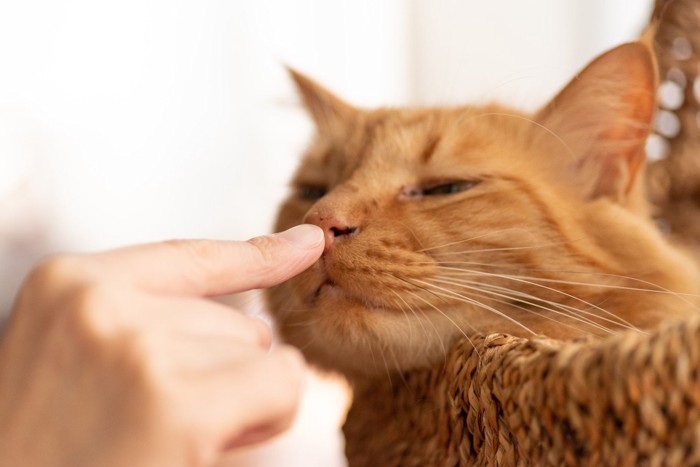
[287,67,358,133]
[535,42,657,203]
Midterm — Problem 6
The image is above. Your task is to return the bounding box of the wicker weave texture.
[345,316,700,466]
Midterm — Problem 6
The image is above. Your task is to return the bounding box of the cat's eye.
[400,180,480,200]
[297,185,327,201]
[421,180,478,196]
[419,180,479,197]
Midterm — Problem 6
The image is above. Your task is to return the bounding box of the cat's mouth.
[314,279,336,298]
[313,278,389,313]
[315,279,356,301]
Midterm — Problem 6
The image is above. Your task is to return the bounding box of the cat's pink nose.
[304,213,359,251]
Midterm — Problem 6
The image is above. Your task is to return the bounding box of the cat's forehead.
[328,105,527,165]
[365,106,488,145]
[296,103,536,190]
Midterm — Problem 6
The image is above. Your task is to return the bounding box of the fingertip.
[273,224,325,251]
[240,224,323,288]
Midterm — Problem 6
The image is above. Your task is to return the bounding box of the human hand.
[0,225,324,467]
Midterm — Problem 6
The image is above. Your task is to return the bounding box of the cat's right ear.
[287,67,358,134]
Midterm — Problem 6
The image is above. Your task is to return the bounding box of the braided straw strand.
[344,316,700,466]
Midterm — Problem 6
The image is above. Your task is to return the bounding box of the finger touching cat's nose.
[303,212,359,250]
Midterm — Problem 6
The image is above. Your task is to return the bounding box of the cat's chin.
[314,280,391,314]
[277,283,468,377]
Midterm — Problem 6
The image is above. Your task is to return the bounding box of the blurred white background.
[0,0,652,466]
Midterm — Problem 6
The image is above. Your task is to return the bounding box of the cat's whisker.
[293,329,322,352]
[284,317,324,328]
[478,282,629,333]
[395,220,428,251]
[377,343,394,390]
[461,287,600,337]
[407,290,478,364]
[391,289,439,350]
[433,267,641,331]
[522,273,700,313]
[431,276,619,335]
[514,274,700,305]
[417,228,527,253]
[410,278,537,336]
[281,305,328,331]
[280,303,322,316]
[389,292,416,349]
[425,240,582,257]
[364,333,380,378]
[384,337,411,390]
[434,262,700,299]
[473,111,577,162]
[392,278,452,363]
[429,261,700,318]
[394,275,474,357]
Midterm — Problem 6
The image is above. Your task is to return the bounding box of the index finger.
[91,224,324,296]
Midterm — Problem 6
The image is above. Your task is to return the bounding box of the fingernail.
[275,224,324,249]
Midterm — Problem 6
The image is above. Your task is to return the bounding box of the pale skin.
[0,224,325,467]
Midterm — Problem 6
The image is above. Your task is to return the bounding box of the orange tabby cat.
[267,41,700,378]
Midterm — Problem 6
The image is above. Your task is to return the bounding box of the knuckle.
[25,255,86,291]
[61,283,119,337]
[115,332,164,383]
[18,255,96,323]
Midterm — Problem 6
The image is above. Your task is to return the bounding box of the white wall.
[408,0,653,109]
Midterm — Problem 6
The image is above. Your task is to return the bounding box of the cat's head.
[267,42,700,376]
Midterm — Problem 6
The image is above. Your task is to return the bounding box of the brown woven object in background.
[344,316,700,466]
[647,0,700,255]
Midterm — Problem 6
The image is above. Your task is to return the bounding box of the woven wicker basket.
[344,316,700,466]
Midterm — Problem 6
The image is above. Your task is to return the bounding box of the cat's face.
[267,43,700,376]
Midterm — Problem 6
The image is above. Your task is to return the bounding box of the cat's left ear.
[287,67,359,134]
[535,42,657,203]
